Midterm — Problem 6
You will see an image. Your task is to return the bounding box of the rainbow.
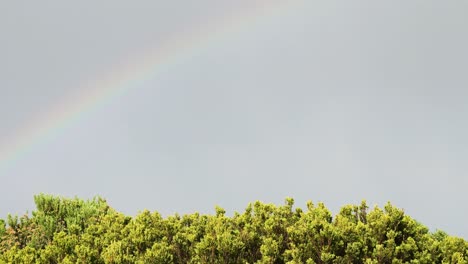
[0,2,298,174]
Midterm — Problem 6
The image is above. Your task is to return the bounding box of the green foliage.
[0,194,466,263]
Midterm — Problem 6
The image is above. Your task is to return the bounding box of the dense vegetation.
[0,194,466,263]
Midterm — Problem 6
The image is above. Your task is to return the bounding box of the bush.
[0,194,466,263]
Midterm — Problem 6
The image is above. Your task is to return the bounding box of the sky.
[1,1,467,238]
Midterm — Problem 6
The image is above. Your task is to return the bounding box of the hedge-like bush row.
[1,194,466,263]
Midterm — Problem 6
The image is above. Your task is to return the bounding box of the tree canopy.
[0,194,466,263]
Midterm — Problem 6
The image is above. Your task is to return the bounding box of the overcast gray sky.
[1,1,467,238]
